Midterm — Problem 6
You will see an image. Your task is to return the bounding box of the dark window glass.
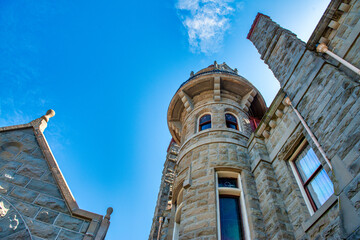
[220,196,243,240]
[218,178,238,188]
[200,114,211,124]
[225,114,238,130]
[294,145,334,210]
[199,114,211,131]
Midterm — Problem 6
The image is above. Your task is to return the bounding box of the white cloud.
[176,0,238,54]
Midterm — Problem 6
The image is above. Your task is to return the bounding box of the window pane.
[200,123,211,130]
[220,196,243,240]
[225,114,237,123]
[218,178,238,188]
[226,123,237,129]
[200,115,211,124]
[307,169,334,209]
[295,146,321,182]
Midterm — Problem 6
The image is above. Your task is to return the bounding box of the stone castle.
[150,0,360,239]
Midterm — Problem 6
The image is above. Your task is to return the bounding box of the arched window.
[199,114,211,131]
[225,113,238,130]
[216,171,250,240]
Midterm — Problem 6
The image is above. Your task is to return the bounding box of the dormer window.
[225,113,238,130]
[199,114,211,131]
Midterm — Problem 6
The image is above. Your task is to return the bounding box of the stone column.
[248,136,294,239]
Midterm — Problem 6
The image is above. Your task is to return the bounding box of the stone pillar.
[248,136,294,240]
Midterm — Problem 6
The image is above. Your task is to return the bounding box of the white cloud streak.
[176,0,237,54]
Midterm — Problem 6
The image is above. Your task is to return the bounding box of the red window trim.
[199,114,211,131]
[293,145,323,212]
[225,113,238,130]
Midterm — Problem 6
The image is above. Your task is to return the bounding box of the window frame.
[198,113,212,132]
[225,113,239,130]
[172,188,184,240]
[289,139,334,215]
[215,171,250,240]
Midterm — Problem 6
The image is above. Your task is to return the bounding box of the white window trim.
[198,112,212,132]
[215,171,251,240]
[288,139,316,216]
[225,112,241,131]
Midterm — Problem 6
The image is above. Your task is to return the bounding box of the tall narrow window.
[199,114,211,131]
[225,113,238,130]
[216,172,250,240]
[172,189,184,240]
[290,140,334,213]
[219,196,243,240]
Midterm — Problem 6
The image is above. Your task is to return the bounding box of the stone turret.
[165,62,267,239]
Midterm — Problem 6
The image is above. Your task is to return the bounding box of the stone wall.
[149,141,179,240]
[0,128,92,239]
[248,0,360,237]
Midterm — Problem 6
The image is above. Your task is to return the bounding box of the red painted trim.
[167,138,175,152]
[294,157,322,212]
[247,13,270,40]
[303,165,322,186]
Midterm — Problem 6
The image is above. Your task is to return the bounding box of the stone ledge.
[0,124,32,133]
[177,136,248,165]
[302,194,337,232]
[179,128,249,152]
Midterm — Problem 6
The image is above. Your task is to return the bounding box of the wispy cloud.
[176,0,239,54]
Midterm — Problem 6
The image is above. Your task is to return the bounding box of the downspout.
[284,97,333,170]
[316,43,360,76]
[157,217,163,240]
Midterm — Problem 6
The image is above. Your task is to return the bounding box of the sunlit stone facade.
[150,0,360,239]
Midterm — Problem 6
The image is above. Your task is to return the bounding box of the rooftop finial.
[190,71,194,77]
[42,109,55,123]
[214,61,218,69]
[105,207,113,220]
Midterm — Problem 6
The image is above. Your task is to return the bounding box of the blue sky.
[0,0,330,239]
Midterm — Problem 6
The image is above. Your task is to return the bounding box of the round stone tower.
[167,62,267,239]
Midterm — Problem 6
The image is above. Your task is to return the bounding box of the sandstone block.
[24,218,60,239]
[16,153,48,169]
[26,179,62,199]
[34,194,69,214]
[0,170,30,186]
[35,208,59,224]
[54,213,83,231]
[9,187,39,203]
[7,197,40,218]
[40,172,56,184]
[57,229,84,240]
[16,164,44,179]
[2,229,31,240]
[0,179,14,194]
[0,160,22,171]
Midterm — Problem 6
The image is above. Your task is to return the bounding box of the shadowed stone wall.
[248,0,360,238]
[0,128,93,239]
[149,141,179,240]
